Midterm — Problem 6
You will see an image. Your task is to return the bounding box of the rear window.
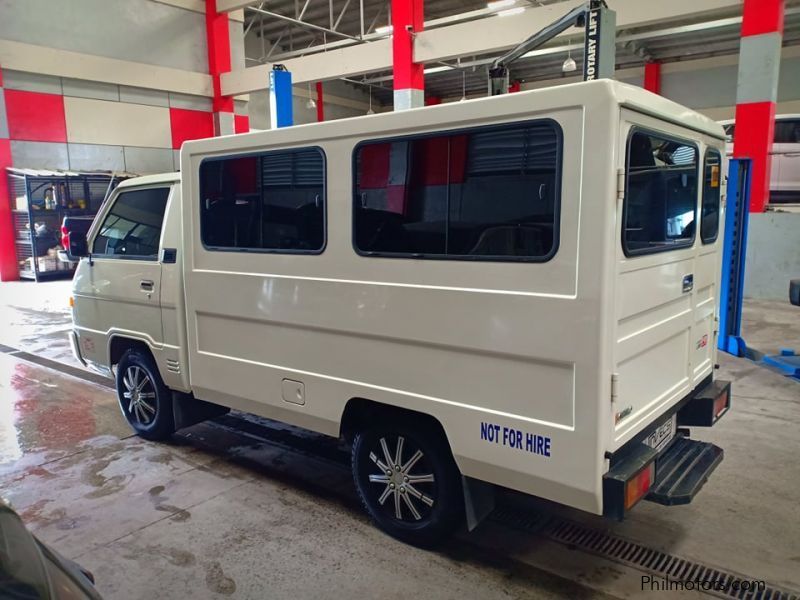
[622,130,699,257]
[701,149,722,244]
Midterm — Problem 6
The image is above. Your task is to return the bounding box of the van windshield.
[622,130,698,256]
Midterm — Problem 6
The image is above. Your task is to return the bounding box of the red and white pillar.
[733,0,784,213]
[392,0,424,111]
[0,64,17,281]
[206,0,235,136]
[643,61,661,95]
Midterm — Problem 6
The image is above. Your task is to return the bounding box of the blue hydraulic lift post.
[718,158,752,357]
[269,65,294,129]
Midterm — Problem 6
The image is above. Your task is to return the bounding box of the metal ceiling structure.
[242,0,800,103]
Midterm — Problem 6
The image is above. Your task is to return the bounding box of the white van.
[720,114,800,205]
[70,79,731,546]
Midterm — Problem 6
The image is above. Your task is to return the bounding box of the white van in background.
[720,114,800,206]
[69,80,732,547]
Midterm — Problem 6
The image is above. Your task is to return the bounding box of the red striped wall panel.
[169,107,214,149]
[4,89,67,143]
[234,114,250,134]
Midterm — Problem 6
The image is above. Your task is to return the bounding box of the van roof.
[182,80,725,159]
[117,172,180,188]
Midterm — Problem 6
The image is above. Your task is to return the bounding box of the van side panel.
[181,89,619,515]
[158,186,191,393]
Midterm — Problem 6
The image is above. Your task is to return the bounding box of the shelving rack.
[5,169,134,281]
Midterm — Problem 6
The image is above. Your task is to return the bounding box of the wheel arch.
[108,335,154,368]
[340,397,455,457]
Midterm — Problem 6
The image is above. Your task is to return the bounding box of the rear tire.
[351,417,463,547]
[115,349,175,441]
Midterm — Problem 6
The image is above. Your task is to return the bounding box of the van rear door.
[613,112,709,445]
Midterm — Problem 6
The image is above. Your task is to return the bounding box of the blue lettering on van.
[480,422,551,457]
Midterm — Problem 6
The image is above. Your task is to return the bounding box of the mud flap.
[172,392,230,430]
[462,476,495,531]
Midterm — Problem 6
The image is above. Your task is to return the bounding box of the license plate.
[644,415,677,454]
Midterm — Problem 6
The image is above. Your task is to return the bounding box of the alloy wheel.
[121,366,157,425]
[367,435,436,522]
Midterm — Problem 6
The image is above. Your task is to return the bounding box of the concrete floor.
[0,280,799,599]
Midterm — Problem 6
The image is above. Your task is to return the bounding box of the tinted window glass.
[774,119,800,144]
[353,121,561,261]
[623,131,699,256]
[701,149,722,244]
[92,188,169,257]
[200,148,325,253]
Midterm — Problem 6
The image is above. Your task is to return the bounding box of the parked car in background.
[719,114,800,206]
[59,215,95,264]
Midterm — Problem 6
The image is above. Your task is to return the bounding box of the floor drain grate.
[491,508,799,600]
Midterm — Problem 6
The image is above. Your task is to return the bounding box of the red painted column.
[205,0,234,136]
[315,82,325,122]
[643,61,661,95]
[0,64,18,281]
[733,0,784,212]
[392,0,424,111]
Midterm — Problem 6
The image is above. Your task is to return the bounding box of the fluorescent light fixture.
[487,0,516,9]
[375,25,393,34]
[497,7,525,17]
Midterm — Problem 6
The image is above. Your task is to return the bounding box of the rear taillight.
[624,462,655,510]
[713,389,729,419]
[61,225,70,250]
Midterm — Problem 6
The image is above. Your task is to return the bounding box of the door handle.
[682,274,694,293]
[140,279,154,291]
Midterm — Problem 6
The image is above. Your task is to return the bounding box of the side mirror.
[790,279,800,307]
[68,231,89,260]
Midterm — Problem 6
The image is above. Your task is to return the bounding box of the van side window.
[353,120,562,261]
[92,187,170,258]
[774,119,800,143]
[199,148,325,254]
[622,130,698,256]
[701,149,722,244]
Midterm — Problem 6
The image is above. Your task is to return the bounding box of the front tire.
[116,349,175,441]
[351,418,463,547]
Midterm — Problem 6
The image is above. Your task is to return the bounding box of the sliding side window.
[199,147,325,254]
[623,130,699,256]
[353,120,562,262]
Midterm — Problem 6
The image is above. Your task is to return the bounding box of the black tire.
[790,279,800,307]
[351,417,463,547]
[115,349,175,441]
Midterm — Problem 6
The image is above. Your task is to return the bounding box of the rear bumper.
[603,377,730,520]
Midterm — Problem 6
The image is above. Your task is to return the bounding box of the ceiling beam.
[222,0,743,95]
[217,0,260,12]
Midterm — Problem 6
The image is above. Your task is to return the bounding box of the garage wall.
[744,213,800,300]
[0,0,247,174]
